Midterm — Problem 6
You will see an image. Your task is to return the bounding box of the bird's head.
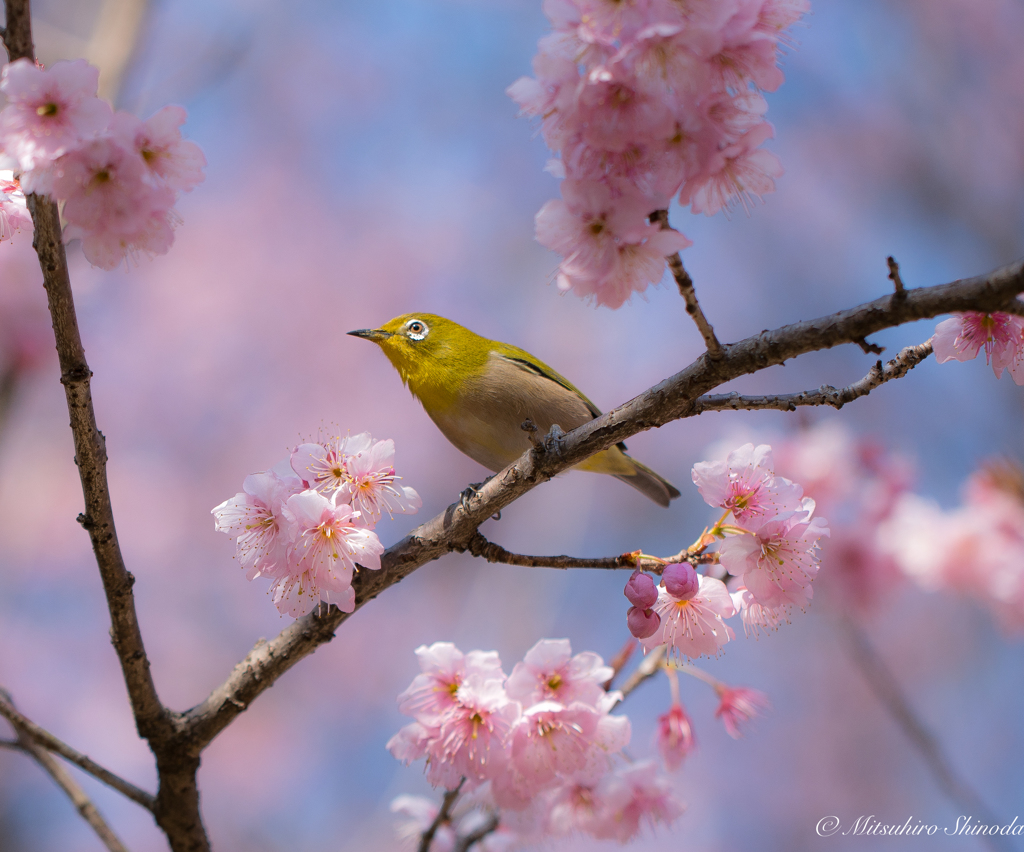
[348,314,489,397]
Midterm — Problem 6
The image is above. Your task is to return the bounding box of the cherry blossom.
[510,0,807,307]
[656,703,696,771]
[397,642,505,723]
[640,574,736,660]
[718,498,830,609]
[111,106,207,193]
[0,172,30,241]
[714,685,770,738]
[0,59,111,171]
[505,639,613,708]
[211,470,303,579]
[692,442,803,525]
[932,311,1024,384]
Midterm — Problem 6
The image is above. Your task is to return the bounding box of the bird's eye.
[406,320,428,341]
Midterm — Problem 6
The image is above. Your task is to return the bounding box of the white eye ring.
[406,319,428,341]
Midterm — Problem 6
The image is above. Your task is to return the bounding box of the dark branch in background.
[184,258,1024,753]
[650,209,723,357]
[841,619,1014,852]
[464,532,718,572]
[418,779,465,852]
[617,645,666,700]
[0,691,130,852]
[454,813,500,852]
[0,692,155,811]
[694,341,934,413]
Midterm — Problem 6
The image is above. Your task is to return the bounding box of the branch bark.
[185,258,1024,751]
[650,209,723,356]
[694,341,933,413]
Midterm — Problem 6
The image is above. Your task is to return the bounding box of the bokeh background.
[1,0,1022,850]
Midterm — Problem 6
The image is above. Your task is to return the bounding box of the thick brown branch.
[184,258,1024,751]
[2,693,130,852]
[0,693,155,810]
[3,4,209,851]
[4,0,165,742]
[694,341,933,413]
[650,209,723,356]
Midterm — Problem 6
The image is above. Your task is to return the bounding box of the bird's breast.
[427,354,596,473]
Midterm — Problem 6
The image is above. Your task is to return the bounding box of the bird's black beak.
[347,328,394,341]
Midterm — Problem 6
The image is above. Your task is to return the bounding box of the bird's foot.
[543,424,566,456]
[459,476,495,513]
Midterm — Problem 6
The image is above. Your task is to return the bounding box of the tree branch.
[184,258,1024,751]
[0,692,155,811]
[418,779,464,852]
[2,693,130,852]
[453,813,500,852]
[2,5,209,851]
[617,645,666,700]
[694,341,933,413]
[841,619,1014,852]
[650,209,723,357]
[3,0,166,742]
[463,532,717,572]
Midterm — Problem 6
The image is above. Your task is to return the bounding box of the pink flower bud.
[627,606,660,639]
[663,563,699,600]
[624,569,658,609]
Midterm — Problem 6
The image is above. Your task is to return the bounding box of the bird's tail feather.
[614,457,681,508]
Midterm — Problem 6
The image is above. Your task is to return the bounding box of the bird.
[348,313,681,507]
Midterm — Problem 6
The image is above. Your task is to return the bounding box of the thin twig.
[650,209,723,357]
[0,693,155,811]
[419,779,465,852]
[841,619,1014,852]
[694,342,933,413]
[887,256,906,295]
[2,694,130,852]
[184,258,1024,752]
[617,645,666,701]
[604,639,639,691]
[453,813,500,852]
[464,532,717,572]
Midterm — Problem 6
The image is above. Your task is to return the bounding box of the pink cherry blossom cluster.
[388,640,683,845]
[0,58,205,268]
[212,432,420,617]
[881,460,1024,634]
[932,310,1024,384]
[625,443,829,659]
[508,0,808,308]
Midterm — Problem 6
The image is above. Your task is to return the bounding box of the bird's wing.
[493,350,629,452]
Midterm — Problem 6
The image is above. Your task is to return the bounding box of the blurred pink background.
[0,0,1022,850]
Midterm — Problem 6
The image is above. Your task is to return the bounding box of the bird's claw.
[459,476,495,513]
[543,424,566,456]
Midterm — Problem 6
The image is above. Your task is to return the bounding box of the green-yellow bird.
[348,314,680,507]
